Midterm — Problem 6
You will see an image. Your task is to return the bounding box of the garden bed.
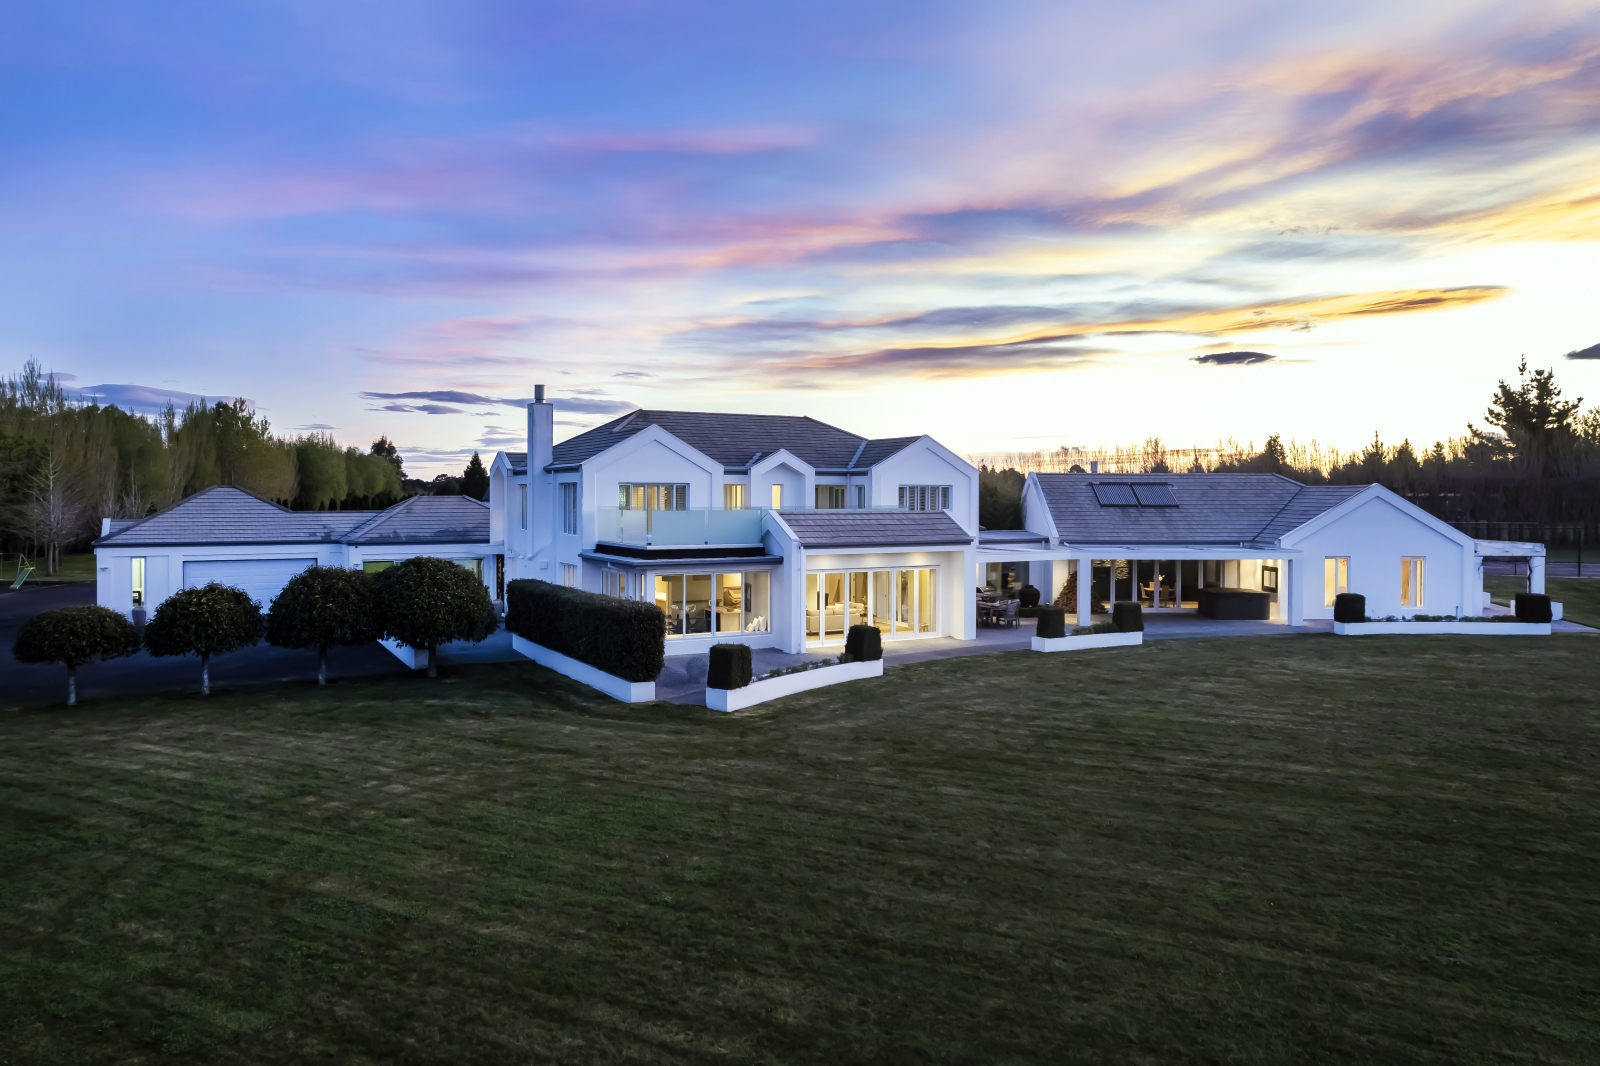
[511,634,657,702]
[1333,620,1549,636]
[707,658,883,712]
[1032,631,1144,653]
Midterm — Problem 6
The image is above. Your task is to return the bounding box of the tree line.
[1,360,492,573]
[980,361,1600,541]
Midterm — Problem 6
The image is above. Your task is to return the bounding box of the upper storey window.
[899,485,951,511]
[619,484,688,510]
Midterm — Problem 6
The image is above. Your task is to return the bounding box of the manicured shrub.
[506,579,665,683]
[707,643,752,690]
[371,557,497,678]
[845,624,882,662]
[1035,606,1066,639]
[1111,601,1144,633]
[1514,593,1553,624]
[143,584,265,696]
[1333,593,1366,624]
[1018,584,1041,609]
[266,566,379,685]
[12,606,142,706]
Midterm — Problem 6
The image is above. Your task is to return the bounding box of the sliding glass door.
[807,566,937,645]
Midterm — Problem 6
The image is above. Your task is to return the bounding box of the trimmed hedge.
[708,643,753,690]
[506,579,665,683]
[1111,601,1144,633]
[845,624,882,662]
[1035,606,1067,639]
[1333,593,1366,624]
[1514,593,1553,624]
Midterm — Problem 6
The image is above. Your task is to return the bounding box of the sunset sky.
[3,1,1599,472]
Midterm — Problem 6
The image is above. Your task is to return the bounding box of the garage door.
[182,558,316,607]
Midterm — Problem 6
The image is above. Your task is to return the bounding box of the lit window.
[724,483,745,509]
[131,557,146,607]
[1400,557,1425,607]
[560,482,578,535]
[1324,557,1348,607]
[618,484,688,510]
[654,571,770,636]
[770,484,782,509]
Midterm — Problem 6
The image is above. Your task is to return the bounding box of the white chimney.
[527,386,554,567]
[1089,460,1100,474]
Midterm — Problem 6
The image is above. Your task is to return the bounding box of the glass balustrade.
[595,507,767,547]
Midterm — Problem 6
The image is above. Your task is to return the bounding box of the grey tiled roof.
[344,495,490,545]
[1034,474,1365,547]
[777,509,973,549]
[93,485,491,548]
[504,451,527,474]
[549,410,917,472]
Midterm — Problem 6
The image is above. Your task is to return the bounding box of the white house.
[977,472,1532,624]
[93,487,498,616]
[491,387,981,655]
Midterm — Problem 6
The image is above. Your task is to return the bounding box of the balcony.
[596,507,768,548]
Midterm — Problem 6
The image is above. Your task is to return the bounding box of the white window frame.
[815,484,846,509]
[653,570,772,638]
[724,483,745,510]
[560,482,578,535]
[898,485,951,512]
[805,566,939,646]
[1324,556,1348,607]
[770,484,783,509]
[560,562,578,588]
[1400,556,1425,607]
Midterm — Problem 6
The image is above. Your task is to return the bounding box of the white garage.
[182,558,317,607]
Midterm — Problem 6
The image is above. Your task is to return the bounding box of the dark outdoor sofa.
[1196,587,1272,620]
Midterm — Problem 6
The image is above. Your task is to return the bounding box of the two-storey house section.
[492,388,980,655]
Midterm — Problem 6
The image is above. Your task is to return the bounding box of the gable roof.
[343,495,490,545]
[504,451,527,475]
[548,410,916,473]
[93,485,490,548]
[94,486,373,547]
[776,509,973,549]
[1032,473,1366,547]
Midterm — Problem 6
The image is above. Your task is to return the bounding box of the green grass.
[3,637,1599,1063]
[1485,575,1600,628]
[1,551,96,584]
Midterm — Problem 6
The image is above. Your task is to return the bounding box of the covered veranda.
[975,533,1305,627]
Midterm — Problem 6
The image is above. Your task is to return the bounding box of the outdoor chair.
[999,599,1020,628]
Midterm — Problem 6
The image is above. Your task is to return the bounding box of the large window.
[560,482,578,535]
[899,485,951,512]
[815,485,846,509]
[806,567,937,644]
[724,483,746,509]
[1401,556,1425,607]
[131,557,146,607]
[655,571,770,637]
[619,484,687,510]
[519,484,528,530]
[1324,557,1349,607]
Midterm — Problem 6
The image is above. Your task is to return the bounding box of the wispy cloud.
[1194,351,1274,366]
[360,389,636,416]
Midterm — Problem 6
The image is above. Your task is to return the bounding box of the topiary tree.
[12,606,142,706]
[370,556,497,678]
[266,566,379,685]
[143,583,265,696]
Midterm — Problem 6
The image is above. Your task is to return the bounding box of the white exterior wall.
[868,438,980,534]
[750,450,812,511]
[783,545,976,654]
[95,542,351,617]
[1284,492,1478,619]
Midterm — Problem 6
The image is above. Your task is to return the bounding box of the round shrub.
[266,566,378,684]
[371,557,497,678]
[12,606,142,706]
[143,584,265,696]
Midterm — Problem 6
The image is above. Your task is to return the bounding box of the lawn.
[1485,574,1600,628]
[2,637,1598,1064]
[1,551,96,585]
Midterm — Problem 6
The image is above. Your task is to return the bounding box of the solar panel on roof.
[1091,482,1138,506]
[1132,483,1178,507]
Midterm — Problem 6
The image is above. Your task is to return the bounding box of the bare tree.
[20,450,86,575]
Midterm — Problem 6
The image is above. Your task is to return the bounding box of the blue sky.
[3,1,1599,472]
